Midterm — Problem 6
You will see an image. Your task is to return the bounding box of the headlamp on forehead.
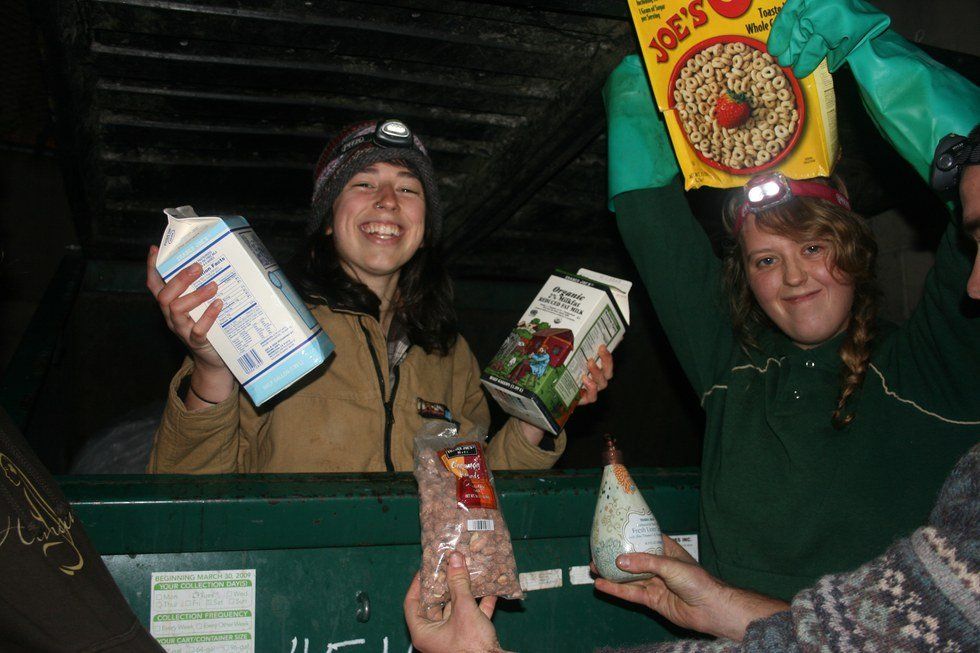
[337,118,419,157]
[931,127,980,198]
[734,172,852,235]
[375,119,413,148]
[746,175,793,207]
[310,117,440,237]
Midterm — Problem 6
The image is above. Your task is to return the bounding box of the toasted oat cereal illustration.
[669,37,805,174]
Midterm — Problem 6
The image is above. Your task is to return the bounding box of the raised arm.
[769,0,980,182]
[604,56,736,397]
[768,0,980,417]
[890,205,980,419]
[146,244,253,472]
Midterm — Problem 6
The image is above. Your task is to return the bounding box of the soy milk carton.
[482,269,630,435]
[627,0,839,189]
[156,206,334,406]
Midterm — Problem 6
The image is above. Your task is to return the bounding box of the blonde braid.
[832,287,877,429]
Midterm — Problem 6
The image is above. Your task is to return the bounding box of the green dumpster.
[63,469,699,651]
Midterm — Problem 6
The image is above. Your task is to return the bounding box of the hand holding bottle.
[594,535,788,642]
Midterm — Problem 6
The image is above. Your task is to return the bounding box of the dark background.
[1,0,977,474]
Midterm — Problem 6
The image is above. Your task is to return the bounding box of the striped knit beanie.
[309,119,442,240]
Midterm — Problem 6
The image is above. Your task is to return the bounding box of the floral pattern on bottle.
[590,463,664,583]
[613,463,636,494]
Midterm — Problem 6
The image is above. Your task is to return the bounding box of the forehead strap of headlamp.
[734,176,851,236]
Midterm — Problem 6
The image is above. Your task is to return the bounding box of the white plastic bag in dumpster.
[156,206,333,406]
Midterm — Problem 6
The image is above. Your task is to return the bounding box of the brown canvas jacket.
[147,305,565,473]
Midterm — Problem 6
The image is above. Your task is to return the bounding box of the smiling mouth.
[360,221,402,240]
[783,290,821,304]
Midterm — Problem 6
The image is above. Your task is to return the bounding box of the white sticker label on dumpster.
[568,565,594,586]
[671,534,699,562]
[519,568,563,592]
[150,569,256,653]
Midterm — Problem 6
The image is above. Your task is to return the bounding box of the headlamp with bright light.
[733,173,852,236]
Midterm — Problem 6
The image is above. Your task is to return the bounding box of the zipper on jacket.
[384,367,401,471]
[359,319,399,472]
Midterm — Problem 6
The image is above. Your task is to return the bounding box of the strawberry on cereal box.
[714,89,752,129]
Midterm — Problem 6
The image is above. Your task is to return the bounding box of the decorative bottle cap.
[601,434,623,465]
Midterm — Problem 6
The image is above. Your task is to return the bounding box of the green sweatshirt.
[615,182,980,601]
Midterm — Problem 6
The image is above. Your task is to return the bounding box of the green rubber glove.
[846,31,980,182]
[602,55,679,210]
[769,0,980,183]
[768,0,890,76]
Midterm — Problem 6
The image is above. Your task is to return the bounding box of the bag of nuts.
[414,421,524,608]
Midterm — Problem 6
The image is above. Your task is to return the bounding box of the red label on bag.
[439,442,498,510]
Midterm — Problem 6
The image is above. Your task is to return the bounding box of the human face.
[741,215,855,348]
[328,161,425,295]
[959,164,980,300]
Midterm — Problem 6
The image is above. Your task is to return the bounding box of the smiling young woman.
[146,118,616,477]
[328,163,427,296]
[609,160,980,602]
[603,56,979,603]
[722,177,876,428]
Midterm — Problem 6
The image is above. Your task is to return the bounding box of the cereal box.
[481,269,630,435]
[627,0,839,189]
[157,206,334,406]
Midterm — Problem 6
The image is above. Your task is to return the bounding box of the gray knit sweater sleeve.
[599,444,979,653]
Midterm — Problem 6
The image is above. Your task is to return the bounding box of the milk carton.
[481,269,631,435]
[156,206,334,406]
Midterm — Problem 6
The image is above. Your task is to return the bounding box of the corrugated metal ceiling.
[34,0,637,278]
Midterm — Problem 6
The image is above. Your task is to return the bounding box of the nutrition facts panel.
[555,306,621,405]
[191,241,295,379]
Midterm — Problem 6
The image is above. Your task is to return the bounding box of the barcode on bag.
[237,348,262,373]
[467,519,494,532]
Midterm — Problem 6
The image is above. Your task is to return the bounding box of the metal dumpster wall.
[62,469,699,652]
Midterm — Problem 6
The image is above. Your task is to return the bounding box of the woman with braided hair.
[603,54,980,603]
[719,175,878,429]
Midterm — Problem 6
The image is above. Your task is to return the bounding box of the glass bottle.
[590,435,664,582]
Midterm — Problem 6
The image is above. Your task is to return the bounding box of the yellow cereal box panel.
[627,0,839,189]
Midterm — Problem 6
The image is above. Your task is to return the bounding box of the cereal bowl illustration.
[669,36,805,175]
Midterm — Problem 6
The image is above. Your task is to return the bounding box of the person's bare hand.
[516,344,616,447]
[593,535,788,641]
[147,246,235,408]
[580,344,615,405]
[404,552,503,653]
[146,245,227,372]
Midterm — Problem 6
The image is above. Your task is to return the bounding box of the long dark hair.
[290,220,458,356]
[721,178,879,429]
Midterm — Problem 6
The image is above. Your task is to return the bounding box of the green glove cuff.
[602,55,679,211]
[847,30,980,182]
